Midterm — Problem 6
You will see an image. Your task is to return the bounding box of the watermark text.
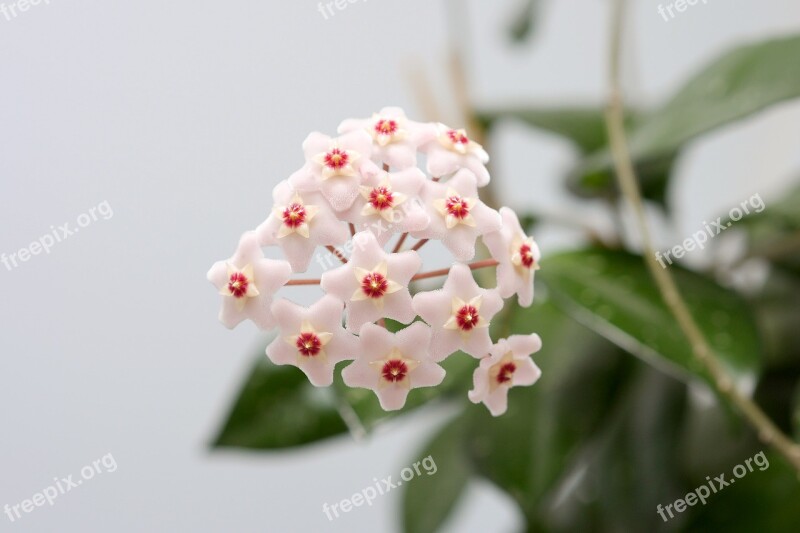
[322,455,437,521]
[655,193,764,268]
[656,450,768,522]
[2,200,114,272]
[4,453,118,523]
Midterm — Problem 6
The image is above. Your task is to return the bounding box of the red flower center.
[374,119,398,136]
[455,305,480,331]
[368,186,395,210]
[446,129,469,145]
[360,272,389,299]
[227,272,250,299]
[381,359,409,383]
[295,332,322,357]
[324,148,349,170]
[519,243,535,268]
[496,362,517,385]
[282,203,307,228]
[445,195,470,219]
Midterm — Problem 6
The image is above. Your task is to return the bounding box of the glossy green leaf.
[630,34,800,162]
[574,34,800,202]
[402,416,471,533]
[568,152,676,207]
[477,107,613,153]
[212,356,348,450]
[213,312,479,450]
[540,249,761,387]
[474,105,674,205]
[214,334,475,450]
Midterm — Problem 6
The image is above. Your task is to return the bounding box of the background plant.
[211,2,800,531]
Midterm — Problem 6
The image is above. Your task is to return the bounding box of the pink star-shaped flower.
[207,231,292,330]
[266,295,357,387]
[411,169,501,261]
[337,167,430,246]
[483,207,541,307]
[289,130,380,212]
[412,263,504,361]
[341,322,445,411]
[256,180,350,272]
[468,334,542,416]
[337,107,437,170]
[420,123,490,186]
[320,231,420,331]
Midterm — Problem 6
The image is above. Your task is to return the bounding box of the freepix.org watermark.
[657,0,710,22]
[655,193,764,269]
[656,450,768,522]
[0,0,51,22]
[317,0,369,20]
[4,453,118,523]
[314,197,424,271]
[2,200,113,272]
[322,455,437,521]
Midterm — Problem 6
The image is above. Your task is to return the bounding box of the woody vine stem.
[606,0,800,473]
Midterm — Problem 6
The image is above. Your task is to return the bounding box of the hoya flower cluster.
[207,107,542,416]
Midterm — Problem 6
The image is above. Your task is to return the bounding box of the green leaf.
[568,152,676,207]
[212,313,479,450]
[212,356,348,450]
[540,249,761,388]
[574,34,800,202]
[402,416,471,533]
[214,331,476,450]
[465,300,632,520]
[478,107,635,154]
[630,34,800,162]
[473,105,674,205]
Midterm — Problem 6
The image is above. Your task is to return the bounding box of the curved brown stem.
[411,259,498,281]
[392,232,409,253]
[286,279,321,286]
[411,238,429,252]
[325,245,348,264]
[285,259,498,286]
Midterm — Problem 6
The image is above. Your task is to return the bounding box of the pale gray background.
[1,0,799,531]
